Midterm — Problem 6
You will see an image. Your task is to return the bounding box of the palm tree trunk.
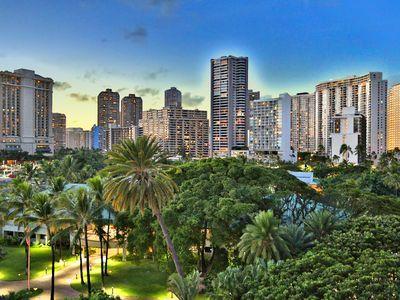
[84,225,91,295]
[154,210,184,277]
[50,241,55,300]
[105,211,111,276]
[99,230,104,286]
[26,227,31,290]
[78,237,85,285]
[122,238,127,262]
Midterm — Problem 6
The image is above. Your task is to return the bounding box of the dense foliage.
[211,215,400,299]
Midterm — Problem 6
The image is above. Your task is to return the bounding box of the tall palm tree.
[104,136,184,277]
[49,176,66,259]
[7,181,34,290]
[18,163,39,184]
[238,210,290,264]
[60,188,102,295]
[28,193,58,300]
[354,144,366,163]
[280,224,313,257]
[339,144,352,162]
[304,210,338,240]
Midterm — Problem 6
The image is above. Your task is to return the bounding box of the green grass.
[71,257,172,299]
[0,246,75,281]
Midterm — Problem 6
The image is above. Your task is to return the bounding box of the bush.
[0,288,43,299]
[79,290,121,300]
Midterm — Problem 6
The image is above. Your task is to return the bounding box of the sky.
[1,0,400,129]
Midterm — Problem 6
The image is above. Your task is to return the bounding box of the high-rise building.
[121,94,142,127]
[66,127,90,149]
[248,90,261,102]
[164,87,182,108]
[0,69,54,154]
[210,55,248,157]
[331,107,366,164]
[249,93,292,161]
[290,92,316,153]
[91,125,106,151]
[388,83,400,151]
[97,89,120,128]
[105,125,138,150]
[315,72,387,156]
[141,107,209,158]
[52,113,66,151]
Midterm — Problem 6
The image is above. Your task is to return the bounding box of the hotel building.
[52,113,66,151]
[315,72,387,156]
[141,107,209,158]
[105,125,138,150]
[290,92,316,153]
[66,127,90,149]
[165,87,182,109]
[249,93,293,161]
[0,69,54,154]
[210,55,248,157]
[98,89,120,128]
[387,83,400,151]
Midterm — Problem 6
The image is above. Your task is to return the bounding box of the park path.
[0,256,101,299]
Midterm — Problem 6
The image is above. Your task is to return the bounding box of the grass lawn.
[71,257,171,299]
[0,246,74,281]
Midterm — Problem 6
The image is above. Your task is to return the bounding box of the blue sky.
[1,0,399,129]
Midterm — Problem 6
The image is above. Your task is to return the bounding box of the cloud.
[83,70,97,83]
[182,92,205,107]
[53,81,72,91]
[69,93,96,102]
[135,87,159,96]
[145,67,168,80]
[117,87,128,93]
[124,26,148,42]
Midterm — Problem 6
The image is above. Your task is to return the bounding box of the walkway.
[0,257,100,299]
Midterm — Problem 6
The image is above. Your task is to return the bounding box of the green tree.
[104,136,184,277]
[339,144,352,162]
[303,210,338,240]
[280,224,313,257]
[238,211,289,264]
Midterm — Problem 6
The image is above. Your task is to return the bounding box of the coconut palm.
[168,270,200,300]
[304,210,338,240]
[18,163,39,184]
[28,193,59,300]
[104,136,184,277]
[7,181,34,289]
[280,224,313,257]
[238,210,290,264]
[60,188,102,295]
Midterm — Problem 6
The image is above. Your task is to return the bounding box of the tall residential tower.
[388,83,400,151]
[0,69,54,154]
[165,87,182,108]
[210,55,248,157]
[52,113,66,151]
[97,89,120,128]
[121,94,142,127]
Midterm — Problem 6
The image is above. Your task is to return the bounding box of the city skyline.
[1,0,400,129]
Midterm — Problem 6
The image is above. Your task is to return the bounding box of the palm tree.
[104,136,184,277]
[354,144,366,163]
[304,210,338,240]
[60,188,101,295]
[18,163,39,184]
[49,176,66,259]
[168,270,200,300]
[238,210,290,264]
[280,224,313,257]
[28,193,58,300]
[317,144,325,156]
[383,171,400,197]
[7,181,34,290]
[339,144,352,162]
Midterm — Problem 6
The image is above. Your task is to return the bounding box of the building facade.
[165,87,182,109]
[0,69,54,154]
[91,125,106,151]
[141,108,209,158]
[66,127,90,149]
[387,83,400,151]
[290,92,316,153]
[121,94,142,127]
[97,89,120,128]
[315,72,387,156]
[331,106,366,164]
[249,93,292,161]
[210,56,248,157]
[52,113,66,151]
[105,125,138,150]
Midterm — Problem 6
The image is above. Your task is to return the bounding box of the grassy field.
[0,246,74,281]
[71,258,171,299]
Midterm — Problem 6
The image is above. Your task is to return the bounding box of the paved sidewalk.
[0,257,100,299]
